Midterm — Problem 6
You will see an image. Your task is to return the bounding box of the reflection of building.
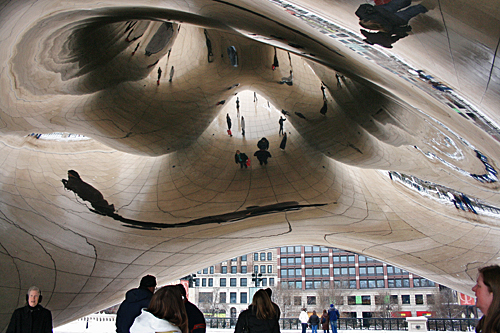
[191,246,441,319]
[191,249,278,318]
[277,246,439,318]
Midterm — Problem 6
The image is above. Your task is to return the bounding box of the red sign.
[459,293,475,306]
[417,311,434,317]
[392,311,412,318]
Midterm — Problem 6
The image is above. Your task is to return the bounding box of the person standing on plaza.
[157,67,162,85]
[278,116,286,136]
[235,150,249,169]
[226,114,232,136]
[299,309,309,333]
[6,286,53,333]
[241,116,246,136]
[279,132,287,151]
[234,289,280,333]
[116,275,157,333]
[321,310,329,333]
[308,310,320,333]
[175,284,206,333]
[327,304,340,333]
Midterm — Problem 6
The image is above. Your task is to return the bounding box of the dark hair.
[176,284,187,297]
[476,265,500,333]
[251,289,276,320]
[147,286,188,333]
[140,275,157,288]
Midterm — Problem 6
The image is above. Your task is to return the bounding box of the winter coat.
[321,314,329,330]
[116,287,154,333]
[234,306,280,333]
[308,314,320,326]
[6,305,53,333]
[299,311,309,324]
[327,308,339,322]
[130,309,182,333]
[184,300,206,333]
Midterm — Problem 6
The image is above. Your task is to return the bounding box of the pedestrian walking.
[157,67,162,85]
[226,114,232,136]
[241,116,245,136]
[279,116,286,136]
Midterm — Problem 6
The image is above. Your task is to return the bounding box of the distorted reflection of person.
[473,265,500,333]
[278,70,293,86]
[62,170,115,215]
[6,286,53,333]
[234,289,280,333]
[355,0,430,48]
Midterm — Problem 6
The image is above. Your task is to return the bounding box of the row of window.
[196,277,276,287]
[280,246,330,254]
[199,292,248,304]
[254,252,273,261]
[288,294,435,306]
[281,266,407,278]
[279,278,435,290]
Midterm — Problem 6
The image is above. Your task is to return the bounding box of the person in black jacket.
[235,150,249,169]
[308,311,320,333]
[7,286,52,333]
[116,275,157,333]
[235,289,280,333]
[176,284,206,333]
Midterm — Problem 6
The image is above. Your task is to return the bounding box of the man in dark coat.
[116,275,157,333]
[254,149,272,165]
[176,284,206,333]
[7,286,53,333]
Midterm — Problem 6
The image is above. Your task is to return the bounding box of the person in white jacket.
[130,285,187,333]
[299,309,309,333]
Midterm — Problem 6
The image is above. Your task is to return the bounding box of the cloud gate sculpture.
[1,0,500,328]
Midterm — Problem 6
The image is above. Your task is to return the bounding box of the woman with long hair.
[474,265,500,333]
[235,289,280,333]
[321,309,330,333]
[130,285,188,333]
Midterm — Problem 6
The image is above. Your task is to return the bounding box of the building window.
[210,266,214,274]
[307,296,317,305]
[220,278,226,287]
[269,278,275,286]
[305,257,312,265]
[268,252,272,260]
[241,292,248,304]
[333,256,340,263]
[322,281,330,288]
[314,268,321,276]
[391,295,398,304]
[348,296,357,305]
[376,266,384,275]
[241,255,247,261]
[387,266,394,275]
[403,279,410,287]
[260,265,266,273]
[203,268,208,274]
[306,268,313,277]
[240,278,247,287]
[220,292,226,303]
[349,267,356,275]
[395,279,402,288]
[241,266,247,274]
[341,267,348,275]
[427,294,435,304]
[367,267,375,275]
[195,279,199,287]
[322,268,329,276]
[416,294,424,305]
[230,292,237,304]
[280,247,287,253]
[199,292,213,303]
[305,246,312,253]
[260,253,266,261]
[294,296,302,305]
[231,266,237,274]
[313,246,321,253]
[340,256,347,263]
[288,268,296,277]
[230,278,237,287]
[262,278,267,287]
[254,253,259,261]
[296,281,302,289]
[362,296,371,305]
[281,258,287,265]
[254,265,259,273]
[221,266,227,274]
[360,280,368,289]
[231,257,237,262]
[359,267,367,276]
[377,280,385,288]
[305,281,314,289]
[348,255,355,263]
[314,281,322,289]
[333,268,340,275]
[321,256,329,264]
[208,278,213,287]
[202,278,206,287]
[368,280,376,288]
[313,257,321,264]
[402,295,410,304]
[281,269,287,277]
[268,265,273,273]
[359,255,366,262]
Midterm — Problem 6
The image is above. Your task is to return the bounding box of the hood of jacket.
[130,309,181,333]
[125,287,153,304]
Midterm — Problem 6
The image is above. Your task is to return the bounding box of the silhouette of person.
[169,66,174,82]
[241,116,245,136]
[279,70,293,86]
[157,67,162,85]
[254,149,272,165]
[280,132,287,150]
[62,170,115,215]
[279,116,286,136]
[320,100,328,115]
[226,114,232,136]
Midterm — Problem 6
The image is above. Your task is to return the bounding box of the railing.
[205,317,479,331]
[427,318,478,331]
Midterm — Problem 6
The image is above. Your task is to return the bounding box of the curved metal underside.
[1,0,500,328]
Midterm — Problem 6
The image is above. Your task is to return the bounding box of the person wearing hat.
[327,304,340,333]
[116,275,157,333]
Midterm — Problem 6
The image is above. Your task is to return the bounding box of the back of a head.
[148,286,188,333]
[265,288,272,298]
[252,289,276,320]
[140,275,157,289]
[176,284,187,298]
